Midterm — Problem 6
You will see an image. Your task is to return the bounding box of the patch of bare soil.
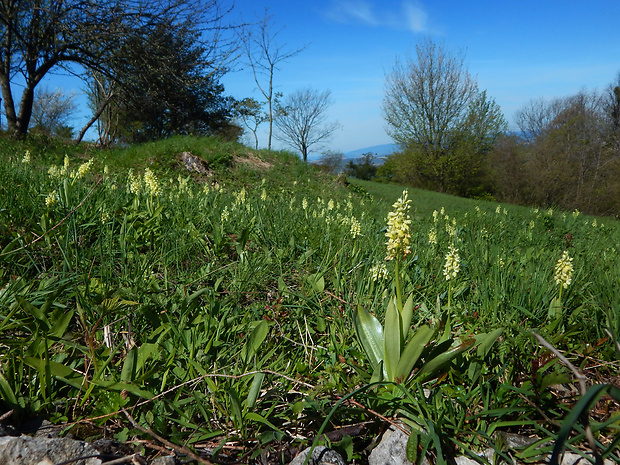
[233,152,272,171]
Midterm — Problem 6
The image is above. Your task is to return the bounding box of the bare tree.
[382,37,505,195]
[80,70,119,146]
[274,88,340,162]
[319,150,345,174]
[515,97,566,143]
[31,87,77,137]
[605,72,620,132]
[383,38,478,150]
[239,10,306,150]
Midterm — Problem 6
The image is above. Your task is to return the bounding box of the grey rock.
[559,452,614,465]
[364,423,617,465]
[368,425,430,465]
[454,457,480,465]
[0,435,102,465]
[288,445,346,465]
[495,431,541,449]
[33,420,61,439]
[179,151,210,175]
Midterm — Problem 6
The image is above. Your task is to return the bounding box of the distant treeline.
[342,86,620,217]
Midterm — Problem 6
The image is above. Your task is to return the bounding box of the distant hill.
[307,143,397,165]
[344,143,397,160]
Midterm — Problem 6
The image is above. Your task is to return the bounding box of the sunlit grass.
[0,136,619,463]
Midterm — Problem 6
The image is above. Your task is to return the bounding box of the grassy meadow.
[0,135,619,464]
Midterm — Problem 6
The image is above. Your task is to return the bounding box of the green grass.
[0,136,618,464]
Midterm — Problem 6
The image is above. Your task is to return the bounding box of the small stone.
[368,425,431,465]
[152,456,177,465]
[454,458,478,465]
[495,431,541,449]
[559,452,615,465]
[289,445,346,465]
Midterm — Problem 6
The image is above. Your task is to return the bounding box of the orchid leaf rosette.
[353,190,503,383]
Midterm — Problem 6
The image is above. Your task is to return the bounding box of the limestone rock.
[368,425,431,465]
[178,151,211,175]
[0,435,102,465]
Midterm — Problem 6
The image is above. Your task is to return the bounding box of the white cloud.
[334,0,379,26]
[327,0,431,33]
[403,2,428,33]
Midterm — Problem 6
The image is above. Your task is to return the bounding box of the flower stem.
[395,259,403,314]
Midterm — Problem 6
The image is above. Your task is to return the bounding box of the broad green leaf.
[186,287,210,307]
[337,435,354,462]
[401,294,415,340]
[540,372,571,392]
[548,297,562,320]
[406,430,419,463]
[228,388,243,431]
[18,298,49,328]
[49,308,74,339]
[394,324,436,383]
[306,273,325,294]
[370,361,384,383]
[418,338,476,382]
[0,372,17,405]
[384,296,402,381]
[353,304,384,372]
[94,380,153,399]
[474,327,504,358]
[246,372,264,410]
[23,357,85,390]
[243,320,269,362]
[136,343,160,373]
[245,412,284,433]
[121,347,137,382]
[314,275,325,293]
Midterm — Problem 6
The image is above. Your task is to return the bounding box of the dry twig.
[122,409,214,465]
[532,331,599,461]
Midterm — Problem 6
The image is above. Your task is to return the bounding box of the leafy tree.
[382,38,506,196]
[107,19,236,143]
[494,89,620,215]
[239,10,306,150]
[0,0,236,138]
[345,152,378,180]
[274,88,340,163]
[235,97,267,149]
[527,92,617,212]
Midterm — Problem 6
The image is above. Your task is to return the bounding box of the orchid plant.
[353,190,502,383]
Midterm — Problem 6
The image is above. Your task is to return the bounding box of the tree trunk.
[0,75,17,134]
[15,85,35,136]
[75,93,114,144]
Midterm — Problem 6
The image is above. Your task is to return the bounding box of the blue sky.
[39,0,619,155]
[222,0,620,154]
